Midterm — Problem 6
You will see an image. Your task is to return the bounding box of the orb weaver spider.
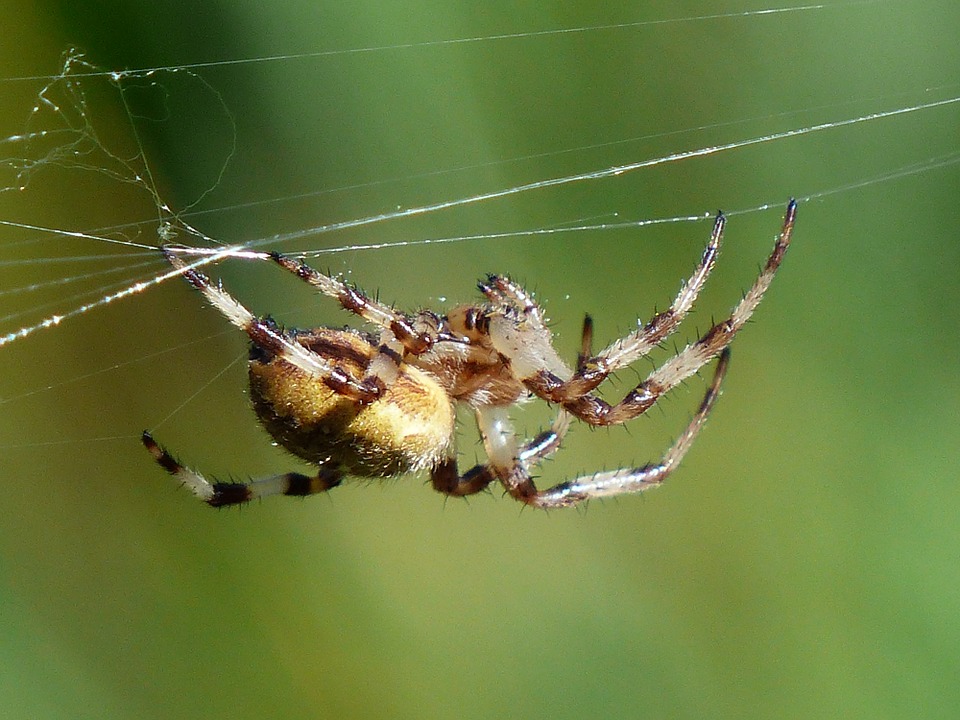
[144,200,795,509]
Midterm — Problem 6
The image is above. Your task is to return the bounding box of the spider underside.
[143,201,796,509]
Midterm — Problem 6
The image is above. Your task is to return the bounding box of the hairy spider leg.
[142,431,343,506]
[163,250,383,403]
[483,210,725,400]
[528,347,730,508]
[269,252,441,356]
[433,347,729,507]
[511,200,795,426]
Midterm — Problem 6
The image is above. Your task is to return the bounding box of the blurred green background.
[2,2,959,718]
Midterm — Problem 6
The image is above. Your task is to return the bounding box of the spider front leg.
[587,210,723,376]
[483,208,725,395]
[514,200,795,426]
[142,432,343,507]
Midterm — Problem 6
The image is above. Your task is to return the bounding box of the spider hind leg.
[142,432,343,507]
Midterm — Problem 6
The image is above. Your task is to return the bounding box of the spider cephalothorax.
[144,200,795,509]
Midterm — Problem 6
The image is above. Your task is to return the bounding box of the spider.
[143,200,795,509]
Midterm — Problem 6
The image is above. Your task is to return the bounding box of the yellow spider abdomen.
[249,328,454,477]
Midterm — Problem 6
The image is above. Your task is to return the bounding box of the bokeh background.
[2,2,959,718]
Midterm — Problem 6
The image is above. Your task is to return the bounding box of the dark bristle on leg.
[576,314,594,372]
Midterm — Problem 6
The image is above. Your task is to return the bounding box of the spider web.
[4,7,960,720]
[0,1,958,465]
